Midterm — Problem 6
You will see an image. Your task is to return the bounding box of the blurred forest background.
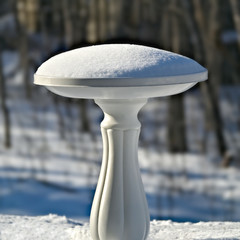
[0,0,240,222]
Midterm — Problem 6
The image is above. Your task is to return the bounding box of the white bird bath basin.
[34,44,207,240]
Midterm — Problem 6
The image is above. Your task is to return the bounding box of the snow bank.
[0,214,240,240]
[36,44,206,78]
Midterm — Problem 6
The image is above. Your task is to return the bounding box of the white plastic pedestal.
[34,44,208,240]
[90,99,149,240]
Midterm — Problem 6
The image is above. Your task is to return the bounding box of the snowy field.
[1,50,240,226]
[0,214,240,240]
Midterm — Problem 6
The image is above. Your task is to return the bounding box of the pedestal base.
[90,99,150,240]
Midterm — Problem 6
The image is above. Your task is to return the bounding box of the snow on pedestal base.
[0,214,240,240]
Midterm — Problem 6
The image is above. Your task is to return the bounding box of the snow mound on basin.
[36,44,206,79]
[0,214,240,240]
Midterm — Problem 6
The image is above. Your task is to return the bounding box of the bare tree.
[98,0,108,41]
[78,99,91,133]
[140,0,158,41]
[62,0,74,47]
[0,45,11,148]
[108,0,125,38]
[128,0,141,38]
[193,0,228,160]
[13,0,32,99]
[52,0,63,40]
[167,0,187,153]
[230,0,240,51]
[87,0,100,42]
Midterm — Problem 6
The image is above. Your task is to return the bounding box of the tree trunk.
[0,47,11,148]
[21,28,31,99]
[167,0,187,153]
[108,0,124,38]
[52,0,63,39]
[98,0,108,41]
[230,0,240,51]
[13,0,31,99]
[168,95,187,153]
[129,0,141,38]
[53,96,66,139]
[191,0,228,159]
[62,0,74,47]
[87,0,100,42]
[78,99,90,133]
[75,0,89,43]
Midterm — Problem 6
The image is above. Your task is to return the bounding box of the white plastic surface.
[90,99,149,240]
[45,82,196,99]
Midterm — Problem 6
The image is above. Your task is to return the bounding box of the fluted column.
[90,98,150,240]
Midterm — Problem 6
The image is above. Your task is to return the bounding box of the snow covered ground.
[1,50,240,229]
[0,214,240,240]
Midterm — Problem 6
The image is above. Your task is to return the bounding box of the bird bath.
[34,44,207,240]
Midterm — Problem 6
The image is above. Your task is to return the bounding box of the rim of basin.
[34,70,207,88]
